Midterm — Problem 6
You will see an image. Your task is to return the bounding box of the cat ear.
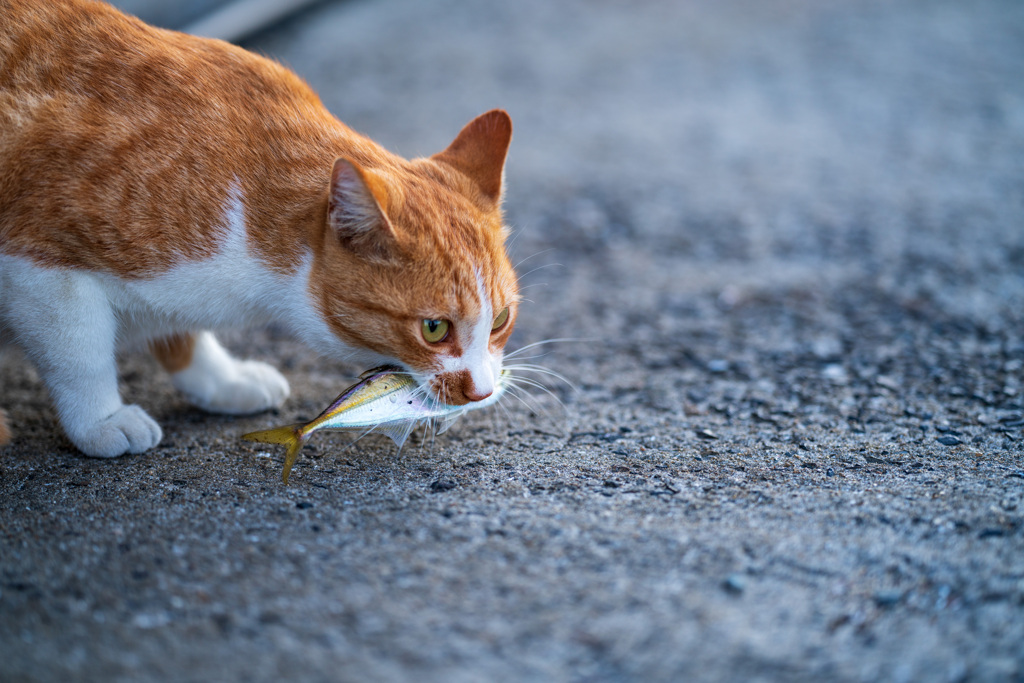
[328,157,397,259]
[432,109,512,208]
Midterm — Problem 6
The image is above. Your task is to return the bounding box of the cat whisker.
[499,351,554,362]
[423,416,434,450]
[512,247,555,272]
[491,394,524,438]
[515,262,561,284]
[503,338,588,363]
[492,368,572,438]
[501,385,566,436]
[502,363,576,390]
[500,384,538,414]
[504,374,560,392]
[504,378,569,414]
[512,250,561,278]
[505,225,525,254]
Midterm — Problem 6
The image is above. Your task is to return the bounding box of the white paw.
[179,359,290,415]
[70,405,163,458]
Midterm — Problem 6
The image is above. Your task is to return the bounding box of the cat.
[0,0,518,457]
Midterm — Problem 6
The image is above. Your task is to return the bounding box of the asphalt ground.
[2,0,1023,680]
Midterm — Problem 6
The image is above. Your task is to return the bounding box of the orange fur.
[1,0,348,275]
[151,333,197,374]
[0,0,519,410]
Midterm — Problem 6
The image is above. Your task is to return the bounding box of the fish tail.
[242,424,302,445]
[241,424,306,485]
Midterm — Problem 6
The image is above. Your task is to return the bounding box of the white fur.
[0,184,363,457]
[169,331,289,415]
[435,271,501,400]
[0,258,163,457]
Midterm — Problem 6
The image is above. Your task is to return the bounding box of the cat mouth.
[428,367,503,406]
[356,364,508,409]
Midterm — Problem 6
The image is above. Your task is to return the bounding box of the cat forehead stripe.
[472,269,495,350]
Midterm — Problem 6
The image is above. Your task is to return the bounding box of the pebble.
[811,336,843,360]
[822,364,848,383]
[936,436,961,446]
[429,479,457,493]
[875,375,901,391]
[873,590,902,607]
[695,429,719,440]
[723,574,746,594]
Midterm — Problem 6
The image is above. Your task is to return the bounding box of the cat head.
[311,110,518,406]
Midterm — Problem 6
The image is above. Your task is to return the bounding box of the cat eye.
[421,319,450,344]
[491,307,510,331]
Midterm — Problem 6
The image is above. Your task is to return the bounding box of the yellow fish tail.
[241,424,306,485]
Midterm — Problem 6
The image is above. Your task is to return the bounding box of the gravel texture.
[3,0,1024,681]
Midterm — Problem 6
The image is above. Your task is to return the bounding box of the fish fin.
[358,364,403,379]
[241,424,305,485]
[374,421,417,449]
[436,412,463,435]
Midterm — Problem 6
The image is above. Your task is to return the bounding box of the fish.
[242,366,508,484]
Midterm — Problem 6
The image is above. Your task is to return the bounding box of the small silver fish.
[242,366,507,483]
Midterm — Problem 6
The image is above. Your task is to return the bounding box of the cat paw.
[70,405,163,458]
[179,360,290,415]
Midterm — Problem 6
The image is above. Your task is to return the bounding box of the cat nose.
[436,368,494,404]
[464,367,495,402]
[463,385,493,402]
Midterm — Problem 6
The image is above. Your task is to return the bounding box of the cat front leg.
[5,268,162,457]
[152,331,289,415]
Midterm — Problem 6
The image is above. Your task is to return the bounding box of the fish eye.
[491,306,509,331]
[422,319,450,343]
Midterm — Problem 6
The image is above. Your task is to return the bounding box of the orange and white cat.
[0,0,518,457]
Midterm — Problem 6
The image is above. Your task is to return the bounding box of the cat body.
[0,0,518,456]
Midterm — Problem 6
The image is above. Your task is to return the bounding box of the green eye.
[492,306,510,331]
[422,319,450,343]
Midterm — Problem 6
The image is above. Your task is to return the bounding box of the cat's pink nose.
[464,385,493,402]
[434,370,494,405]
